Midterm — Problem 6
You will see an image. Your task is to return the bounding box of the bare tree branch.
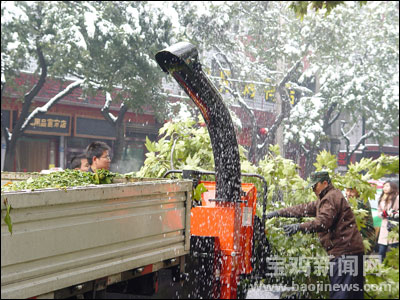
[13,45,48,135]
[340,120,374,167]
[21,79,83,130]
[328,110,342,126]
[211,47,258,162]
[341,122,357,139]
[277,51,306,89]
[101,92,117,124]
[300,144,310,154]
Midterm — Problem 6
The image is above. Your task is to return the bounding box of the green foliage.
[3,198,12,235]
[288,1,367,20]
[313,150,338,172]
[1,169,125,234]
[138,119,399,298]
[336,155,399,202]
[369,155,400,180]
[365,247,399,299]
[260,146,330,298]
[384,247,399,270]
[256,144,310,208]
[1,169,117,192]
[193,183,208,206]
[387,221,399,243]
[337,160,376,200]
[138,116,251,179]
[93,169,115,184]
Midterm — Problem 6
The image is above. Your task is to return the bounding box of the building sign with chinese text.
[25,114,71,136]
[75,116,116,140]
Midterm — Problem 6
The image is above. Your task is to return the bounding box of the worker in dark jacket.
[266,171,365,299]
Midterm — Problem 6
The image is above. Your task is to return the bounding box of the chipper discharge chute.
[155,42,271,299]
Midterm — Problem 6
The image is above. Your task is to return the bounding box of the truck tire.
[170,265,181,283]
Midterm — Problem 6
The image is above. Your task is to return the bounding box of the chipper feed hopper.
[155,42,271,299]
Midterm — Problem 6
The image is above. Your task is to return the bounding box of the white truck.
[1,178,192,299]
[1,42,273,300]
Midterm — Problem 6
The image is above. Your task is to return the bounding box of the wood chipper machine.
[155,42,272,299]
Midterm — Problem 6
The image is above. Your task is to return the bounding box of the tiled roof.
[6,72,125,110]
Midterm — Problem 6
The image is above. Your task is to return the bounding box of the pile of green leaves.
[137,116,251,179]
[92,169,115,184]
[1,169,117,192]
[1,169,118,235]
[257,146,331,299]
[364,246,399,299]
[137,117,214,178]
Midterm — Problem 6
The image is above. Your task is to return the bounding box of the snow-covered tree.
[63,1,174,171]
[1,1,174,171]
[1,1,86,171]
[173,1,399,175]
[174,1,314,163]
[285,1,399,172]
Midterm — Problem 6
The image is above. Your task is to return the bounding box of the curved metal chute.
[155,42,241,202]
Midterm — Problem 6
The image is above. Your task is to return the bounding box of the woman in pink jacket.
[377,181,399,262]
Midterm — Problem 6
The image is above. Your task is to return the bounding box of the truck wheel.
[170,265,181,282]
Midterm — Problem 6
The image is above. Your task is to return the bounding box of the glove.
[380,210,388,218]
[283,223,300,236]
[266,211,280,219]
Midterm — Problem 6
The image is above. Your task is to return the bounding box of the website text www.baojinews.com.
[247,281,395,294]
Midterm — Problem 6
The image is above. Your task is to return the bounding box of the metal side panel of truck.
[1,179,192,299]
[1,171,40,186]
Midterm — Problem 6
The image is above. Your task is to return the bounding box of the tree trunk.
[3,133,19,171]
[3,81,83,171]
[255,86,290,162]
[254,55,304,163]
[3,45,48,171]
[304,152,316,178]
[211,47,258,163]
[101,100,129,173]
[275,54,286,157]
[110,107,128,172]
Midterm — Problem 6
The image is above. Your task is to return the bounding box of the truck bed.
[1,179,192,299]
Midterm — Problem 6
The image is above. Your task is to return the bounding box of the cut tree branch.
[13,45,48,135]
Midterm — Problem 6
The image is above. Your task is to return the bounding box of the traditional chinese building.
[2,71,397,174]
[1,72,161,172]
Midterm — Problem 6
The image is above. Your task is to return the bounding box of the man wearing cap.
[266,171,365,299]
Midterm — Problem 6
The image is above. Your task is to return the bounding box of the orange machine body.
[190,181,257,299]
